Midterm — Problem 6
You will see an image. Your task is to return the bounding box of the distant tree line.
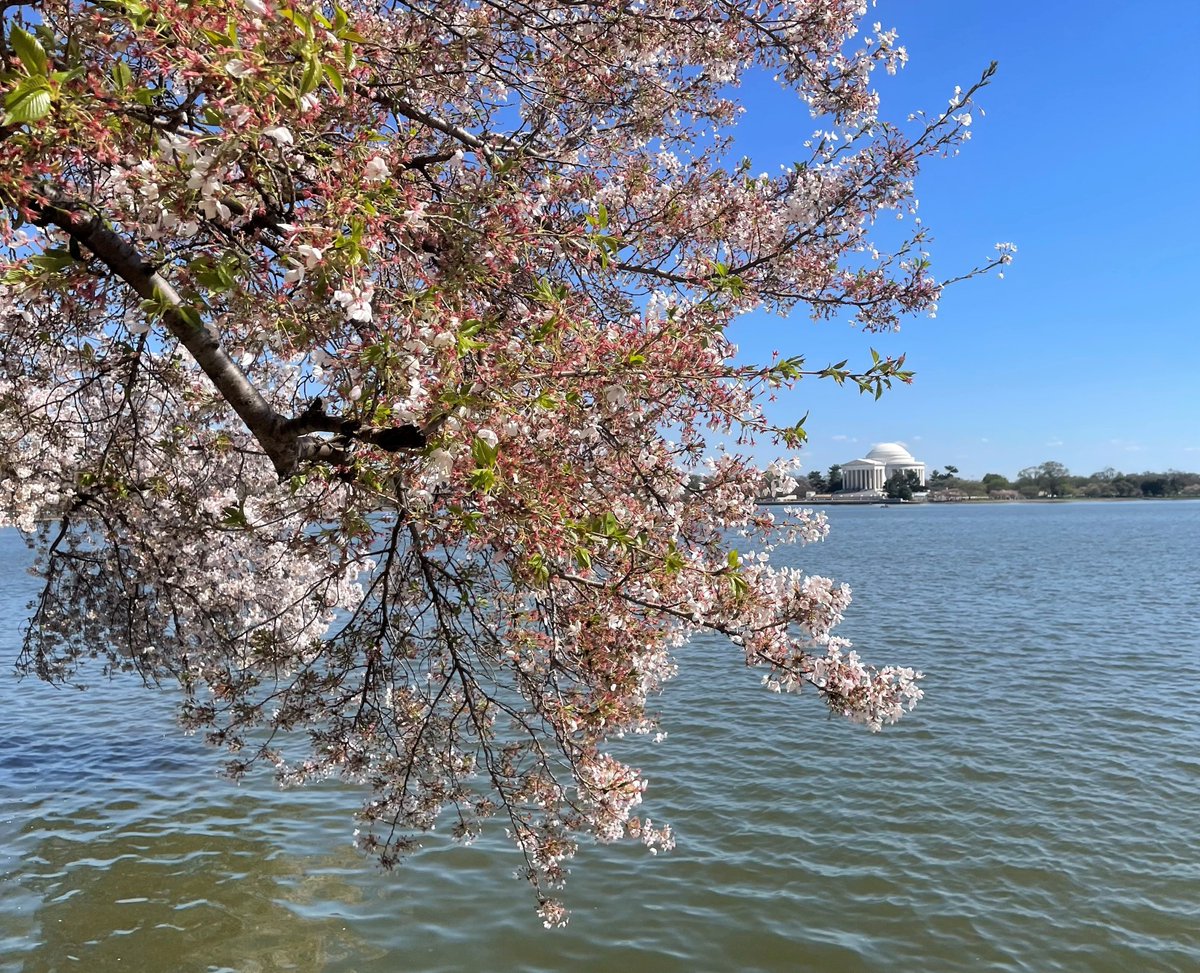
[758,459,1200,501]
[930,461,1200,499]
[804,465,843,494]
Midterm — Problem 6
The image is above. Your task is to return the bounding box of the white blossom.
[363,156,390,183]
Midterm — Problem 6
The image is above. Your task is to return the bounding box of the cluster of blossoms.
[1,0,1004,924]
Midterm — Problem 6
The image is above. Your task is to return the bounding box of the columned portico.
[841,459,886,492]
[837,442,926,496]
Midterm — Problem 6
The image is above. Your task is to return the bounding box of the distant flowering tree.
[0,0,1010,924]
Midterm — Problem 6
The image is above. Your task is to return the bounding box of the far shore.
[760,494,1200,507]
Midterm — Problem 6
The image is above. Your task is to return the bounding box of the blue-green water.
[3,501,1198,972]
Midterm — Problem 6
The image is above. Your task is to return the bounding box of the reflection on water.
[3,503,1200,972]
[15,797,371,973]
[2,694,388,973]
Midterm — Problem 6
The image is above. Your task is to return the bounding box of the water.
[2,501,1198,972]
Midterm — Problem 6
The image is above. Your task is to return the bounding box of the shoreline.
[759,495,1200,507]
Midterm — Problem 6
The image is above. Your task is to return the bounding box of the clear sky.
[724,0,1200,481]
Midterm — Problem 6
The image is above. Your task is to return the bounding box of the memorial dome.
[838,442,925,494]
[865,442,917,466]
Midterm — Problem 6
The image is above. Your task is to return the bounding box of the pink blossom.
[0,0,1006,926]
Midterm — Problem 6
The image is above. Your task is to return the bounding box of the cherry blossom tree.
[0,0,1010,924]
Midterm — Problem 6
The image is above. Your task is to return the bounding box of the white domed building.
[839,443,925,494]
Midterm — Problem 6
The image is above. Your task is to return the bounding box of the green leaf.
[10,25,49,76]
[324,59,345,95]
[471,437,498,468]
[3,80,52,125]
[29,248,76,273]
[718,273,745,297]
[299,55,323,95]
[279,7,308,30]
[114,0,151,28]
[220,503,248,529]
[527,554,550,586]
[780,410,810,448]
[174,305,204,330]
[194,268,225,291]
[729,571,749,599]
[468,467,496,493]
[111,60,134,91]
[455,331,486,353]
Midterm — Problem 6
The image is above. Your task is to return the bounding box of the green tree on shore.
[885,472,913,501]
[1018,461,1070,497]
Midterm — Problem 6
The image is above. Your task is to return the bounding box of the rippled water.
[3,501,1199,972]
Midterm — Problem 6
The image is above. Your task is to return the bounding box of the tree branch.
[31,199,425,476]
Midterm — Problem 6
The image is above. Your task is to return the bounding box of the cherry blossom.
[0,0,1007,924]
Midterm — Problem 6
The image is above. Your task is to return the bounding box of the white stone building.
[839,442,926,494]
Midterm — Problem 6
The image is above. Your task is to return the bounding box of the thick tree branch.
[30,199,425,475]
[32,199,300,473]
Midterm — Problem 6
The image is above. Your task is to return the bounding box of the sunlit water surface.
[2,501,1198,972]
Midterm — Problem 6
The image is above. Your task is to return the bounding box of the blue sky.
[724,1,1200,480]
